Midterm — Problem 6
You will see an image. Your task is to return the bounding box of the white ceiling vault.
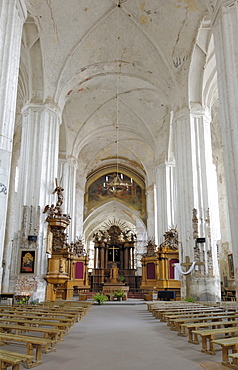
[18,0,216,243]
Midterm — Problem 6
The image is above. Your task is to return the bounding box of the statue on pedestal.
[109,262,119,283]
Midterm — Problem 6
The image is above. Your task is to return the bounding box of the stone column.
[10,103,61,300]
[58,156,78,242]
[0,0,26,292]
[174,106,221,301]
[155,162,176,245]
[211,0,238,293]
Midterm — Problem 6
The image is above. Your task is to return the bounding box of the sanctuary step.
[128,292,145,299]
[86,291,145,299]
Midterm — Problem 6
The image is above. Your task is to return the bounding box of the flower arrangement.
[92,292,108,305]
[16,296,30,305]
[114,288,124,299]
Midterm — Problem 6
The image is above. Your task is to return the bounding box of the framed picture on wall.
[20,250,36,274]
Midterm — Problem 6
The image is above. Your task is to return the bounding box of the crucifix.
[109,246,119,262]
[181,256,204,299]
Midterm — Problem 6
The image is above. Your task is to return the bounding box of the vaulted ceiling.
[17,0,216,240]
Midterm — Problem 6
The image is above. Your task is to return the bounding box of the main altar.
[91,223,137,292]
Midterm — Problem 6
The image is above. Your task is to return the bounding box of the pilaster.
[174,107,221,301]
[155,162,176,246]
[9,103,61,300]
[211,0,238,294]
[58,156,78,242]
[0,0,27,292]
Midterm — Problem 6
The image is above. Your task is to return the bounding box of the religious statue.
[160,227,180,250]
[43,179,71,222]
[143,238,157,256]
[109,262,119,283]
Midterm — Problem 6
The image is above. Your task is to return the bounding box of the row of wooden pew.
[0,300,92,369]
[146,301,238,368]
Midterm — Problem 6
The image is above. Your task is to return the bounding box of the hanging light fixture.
[103,0,133,195]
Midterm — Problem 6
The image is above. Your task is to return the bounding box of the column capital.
[155,161,176,171]
[58,155,78,169]
[174,104,211,122]
[211,0,238,26]
[21,102,62,118]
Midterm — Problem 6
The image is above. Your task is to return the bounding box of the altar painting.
[87,173,144,216]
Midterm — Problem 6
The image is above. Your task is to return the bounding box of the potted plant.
[92,292,108,305]
[118,274,125,283]
[114,288,125,301]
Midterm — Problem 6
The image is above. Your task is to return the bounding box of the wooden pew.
[0,318,70,335]
[174,313,238,335]
[212,337,238,367]
[0,312,75,327]
[0,333,54,368]
[1,306,83,323]
[186,320,238,344]
[0,349,34,370]
[192,327,238,354]
[0,324,64,345]
[164,309,224,325]
[228,352,238,368]
[152,305,204,319]
[39,301,92,314]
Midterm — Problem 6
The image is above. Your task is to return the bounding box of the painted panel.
[75,262,84,279]
[147,263,155,279]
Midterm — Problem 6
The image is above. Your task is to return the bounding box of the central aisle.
[38,302,224,370]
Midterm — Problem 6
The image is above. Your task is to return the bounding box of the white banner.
[174,262,196,277]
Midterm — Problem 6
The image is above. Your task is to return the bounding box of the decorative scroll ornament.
[70,237,86,257]
[93,224,136,245]
[160,227,180,250]
[143,238,157,256]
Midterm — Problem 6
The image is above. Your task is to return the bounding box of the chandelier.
[103,1,133,195]
[104,173,133,194]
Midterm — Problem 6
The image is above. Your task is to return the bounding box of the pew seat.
[0,324,64,345]
[0,349,34,370]
[212,337,238,367]
[0,333,54,367]
[228,352,238,368]
[186,320,238,343]
[0,317,71,334]
[174,313,238,335]
[192,327,238,354]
